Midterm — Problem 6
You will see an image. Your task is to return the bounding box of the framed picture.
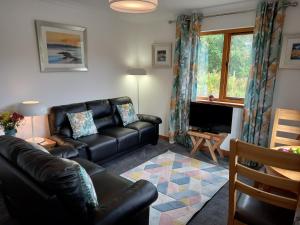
[280,34,300,69]
[35,20,88,72]
[152,43,172,68]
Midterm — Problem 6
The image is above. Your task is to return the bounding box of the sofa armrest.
[49,145,79,159]
[91,180,158,225]
[137,114,162,125]
[50,135,88,152]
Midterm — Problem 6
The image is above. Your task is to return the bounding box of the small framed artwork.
[280,34,300,69]
[35,20,88,72]
[152,43,172,68]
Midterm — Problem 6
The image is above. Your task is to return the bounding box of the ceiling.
[158,0,256,12]
[42,0,258,22]
[49,0,258,12]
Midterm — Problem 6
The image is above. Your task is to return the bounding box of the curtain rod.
[168,1,298,24]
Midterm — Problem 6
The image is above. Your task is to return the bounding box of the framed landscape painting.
[152,43,172,68]
[280,34,300,69]
[35,20,88,72]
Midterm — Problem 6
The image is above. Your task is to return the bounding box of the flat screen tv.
[189,102,233,134]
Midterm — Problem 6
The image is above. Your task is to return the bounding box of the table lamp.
[127,68,147,113]
[19,101,47,144]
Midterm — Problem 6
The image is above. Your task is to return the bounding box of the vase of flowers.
[0,112,24,136]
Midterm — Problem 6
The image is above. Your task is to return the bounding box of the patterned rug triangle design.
[121,151,228,225]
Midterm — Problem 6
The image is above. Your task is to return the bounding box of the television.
[189,102,233,134]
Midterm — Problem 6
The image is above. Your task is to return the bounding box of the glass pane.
[226,34,253,98]
[198,34,224,98]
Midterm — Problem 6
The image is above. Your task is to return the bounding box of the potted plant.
[0,112,24,136]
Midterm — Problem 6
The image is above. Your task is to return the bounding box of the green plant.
[0,112,24,131]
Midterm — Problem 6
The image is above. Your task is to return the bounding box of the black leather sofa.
[49,97,162,163]
[0,136,158,225]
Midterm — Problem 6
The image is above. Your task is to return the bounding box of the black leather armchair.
[48,97,162,163]
[0,136,158,225]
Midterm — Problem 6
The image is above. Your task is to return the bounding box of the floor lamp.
[19,101,47,144]
[127,68,147,114]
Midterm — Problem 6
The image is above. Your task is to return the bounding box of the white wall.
[0,0,139,139]
[272,0,300,113]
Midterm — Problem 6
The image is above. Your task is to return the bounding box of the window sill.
[195,99,244,108]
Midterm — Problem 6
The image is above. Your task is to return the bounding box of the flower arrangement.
[0,112,24,135]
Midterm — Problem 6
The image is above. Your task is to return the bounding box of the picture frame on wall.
[152,43,172,68]
[280,34,300,69]
[35,20,88,72]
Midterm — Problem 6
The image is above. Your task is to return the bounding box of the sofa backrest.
[49,96,133,136]
[109,96,133,127]
[49,102,87,137]
[86,99,115,130]
[0,136,92,224]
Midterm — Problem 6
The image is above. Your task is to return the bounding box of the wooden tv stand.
[187,130,228,163]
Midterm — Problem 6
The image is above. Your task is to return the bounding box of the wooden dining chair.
[228,139,300,225]
[270,108,300,148]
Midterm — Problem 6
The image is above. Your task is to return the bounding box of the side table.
[188,130,228,163]
[39,138,56,150]
[26,138,56,150]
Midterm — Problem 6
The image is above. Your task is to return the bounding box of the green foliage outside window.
[197,33,253,99]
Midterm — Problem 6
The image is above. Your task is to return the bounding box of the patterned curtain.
[169,14,201,147]
[242,0,287,147]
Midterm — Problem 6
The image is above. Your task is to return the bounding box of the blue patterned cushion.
[61,158,99,210]
[116,103,139,126]
[67,110,98,139]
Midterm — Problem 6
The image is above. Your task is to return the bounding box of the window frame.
[197,27,254,105]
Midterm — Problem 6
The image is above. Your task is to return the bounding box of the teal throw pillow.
[67,110,98,139]
[116,103,139,126]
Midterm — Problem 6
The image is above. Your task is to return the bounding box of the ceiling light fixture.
[109,0,158,13]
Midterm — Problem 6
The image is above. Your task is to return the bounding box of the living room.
[0,0,300,225]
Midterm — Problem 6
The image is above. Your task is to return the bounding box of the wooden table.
[266,146,300,224]
[267,146,300,181]
[39,138,56,150]
[26,137,56,150]
[187,130,227,163]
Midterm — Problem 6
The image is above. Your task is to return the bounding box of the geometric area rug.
[121,151,228,225]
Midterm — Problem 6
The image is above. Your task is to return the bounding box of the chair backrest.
[270,108,300,148]
[228,139,300,225]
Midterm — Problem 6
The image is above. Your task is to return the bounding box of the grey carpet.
[0,139,229,225]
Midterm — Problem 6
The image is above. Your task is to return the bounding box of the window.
[197,28,253,105]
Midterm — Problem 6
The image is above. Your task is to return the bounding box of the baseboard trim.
[159,135,169,141]
[159,135,229,157]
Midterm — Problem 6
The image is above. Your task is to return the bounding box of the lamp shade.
[19,101,47,117]
[109,0,158,13]
[127,68,147,75]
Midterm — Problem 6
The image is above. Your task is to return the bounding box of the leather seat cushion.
[73,158,105,176]
[126,121,155,144]
[100,127,139,152]
[236,193,295,225]
[90,170,133,204]
[78,134,117,162]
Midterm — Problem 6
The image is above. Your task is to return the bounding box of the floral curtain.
[169,14,201,147]
[242,0,287,147]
